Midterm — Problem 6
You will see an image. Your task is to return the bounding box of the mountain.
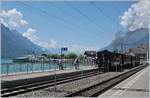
[102,28,149,52]
[1,24,42,58]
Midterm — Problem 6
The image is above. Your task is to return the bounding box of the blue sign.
[61,47,68,51]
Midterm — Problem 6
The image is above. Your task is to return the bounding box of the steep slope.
[123,28,149,45]
[1,24,42,58]
[102,28,149,51]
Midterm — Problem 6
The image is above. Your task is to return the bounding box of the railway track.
[1,69,102,97]
[65,65,147,97]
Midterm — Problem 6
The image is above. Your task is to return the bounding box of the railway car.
[123,53,140,69]
[135,56,140,66]
[96,50,140,72]
[122,54,132,69]
[96,50,122,72]
[111,52,123,71]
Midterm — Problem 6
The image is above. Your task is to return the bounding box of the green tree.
[46,54,52,58]
[50,54,61,59]
[66,52,78,59]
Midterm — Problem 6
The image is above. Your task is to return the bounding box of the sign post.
[61,47,68,54]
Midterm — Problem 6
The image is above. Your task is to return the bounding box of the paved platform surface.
[2,65,96,82]
[99,66,149,98]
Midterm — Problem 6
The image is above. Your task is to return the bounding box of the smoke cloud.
[120,0,150,31]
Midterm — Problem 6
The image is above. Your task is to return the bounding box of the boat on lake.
[13,55,36,62]
[13,56,30,62]
[13,54,51,63]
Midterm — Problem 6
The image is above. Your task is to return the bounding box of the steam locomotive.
[96,50,140,72]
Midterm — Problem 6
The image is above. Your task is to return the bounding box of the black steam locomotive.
[96,50,140,72]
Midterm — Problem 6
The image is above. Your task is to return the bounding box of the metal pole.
[80,59,83,90]
[54,63,57,97]
[27,63,28,73]
[49,62,51,71]
[7,64,9,75]
[20,64,22,72]
[60,48,63,70]
[43,62,44,72]
[32,63,33,73]
[39,61,41,72]
[114,55,117,72]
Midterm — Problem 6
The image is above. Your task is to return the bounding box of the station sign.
[61,47,68,51]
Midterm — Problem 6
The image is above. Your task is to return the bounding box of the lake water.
[1,59,74,75]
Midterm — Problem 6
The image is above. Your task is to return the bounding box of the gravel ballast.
[17,71,125,97]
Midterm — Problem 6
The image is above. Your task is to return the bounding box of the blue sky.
[1,1,136,53]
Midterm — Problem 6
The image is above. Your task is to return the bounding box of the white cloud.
[23,28,57,48]
[1,8,98,52]
[0,8,28,29]
[120,0,150,31]
[23,28,38,42]
[38,39,57,48]
[1,8,57,49]
[23,28,97,52]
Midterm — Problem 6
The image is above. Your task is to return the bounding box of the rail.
[1,70,101,97]
[65,64,147,97]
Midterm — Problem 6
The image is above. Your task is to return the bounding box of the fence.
[1,57,97,75]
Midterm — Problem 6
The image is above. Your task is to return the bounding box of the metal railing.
[1,58,97,76]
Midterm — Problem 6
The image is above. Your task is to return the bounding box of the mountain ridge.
[1,24,42,58]
[101,28,149,52]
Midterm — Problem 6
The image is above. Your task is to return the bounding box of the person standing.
[74,58,79,70]
[58,60,63,70]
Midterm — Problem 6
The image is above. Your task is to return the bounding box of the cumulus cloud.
[23,28,38,42]
[23,28,57,48]
[23,28,97,52]
[38,39,57,48]
[22,28,97,52]
[1,8,98,52]
[0,8,28,29]
[120,0,150,31]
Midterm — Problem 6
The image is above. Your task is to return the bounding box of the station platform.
[99,66,149,97]
[2,65,96,81]
[1,65,97,89]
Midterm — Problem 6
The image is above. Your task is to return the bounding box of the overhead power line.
[18,1,103,41]
[48,2,103,35]
[64,2,106,34]
[20,2,105,34]
[89,2,120,27]
[19,2,85,31]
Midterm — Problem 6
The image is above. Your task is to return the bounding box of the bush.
[46,54,51,58]
[66,52,77,59]
[47,54,61,59]
[46,52,78,59]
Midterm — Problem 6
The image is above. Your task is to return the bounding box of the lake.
[1,58,74,75]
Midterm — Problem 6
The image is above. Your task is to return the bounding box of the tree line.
[46,52,78,59]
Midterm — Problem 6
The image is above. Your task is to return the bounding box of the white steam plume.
[120,0,150,31]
